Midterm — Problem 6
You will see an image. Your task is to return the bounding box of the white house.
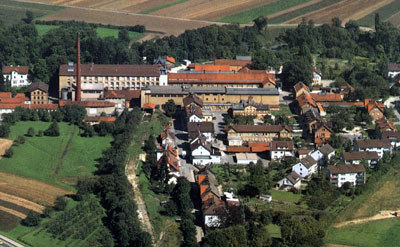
[387,64,400,78]
[236,153,258,165]
[310,144,335,164]
[312,67,322,85]
[298,149,312,159]
[355,139,392,159]
[341,151,379,166]
[188,122,214,142]
[292,155,318,178]
[188,112,203,122]
[190,136,220,165]
[327,164,366,188]
[381,131,400,149]
[2,65,30,87]
[279,171,301,190]
[270,140,294,160]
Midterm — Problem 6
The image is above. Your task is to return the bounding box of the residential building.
[313,122,333,147]
[310,144,336,164]
[157,145,181,184]
[160,127,176,148]
[375,117,397,137]
[381,131,400,149]
[279,171,301,190]
[365,99,385,122]
[387,63,400,78]
[188,122,214,142]
[59,63,163,99]
[190,136,221,165]
[294,82,310,98]
[270,140,294,160]
[327,164,366,188]
[312,67,322,85]
[232,100,270,119]
[183,94,203,108]
[186,104,203,122]
[298,149,312,159]
[355,139,392,158]
[225,124,292,146]
[2,65,30,87]
[295,93,316,115]
[341,151,379,166]
[292,155,318,178]
[235,153,258,165]
[29,82,49,104]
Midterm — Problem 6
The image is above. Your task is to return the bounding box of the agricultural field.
[358,0,400,27]
[326,218,400,247]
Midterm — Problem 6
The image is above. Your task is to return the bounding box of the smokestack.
[76,32,81,102]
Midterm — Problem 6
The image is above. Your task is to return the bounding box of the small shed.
[142,103,155,114]
[236,153,258,165]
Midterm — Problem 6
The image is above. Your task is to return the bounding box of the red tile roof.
[104,90,140,100]
[270,140,294,151]
[365,99,384,113]
[296,93,316,108]
[194,65,231,71]
[59,100,115,108]
[59,64,160,77]
[215,59,251,67]
[226,146,251,153]
[310,93,342,102]
[2,66,29,74]
[166,56,176,64]
[294,82,309,92]
[168,72,274,85]
[143,103,155,109]
[0,92,12,98]
[226,124,292,133]
[28,104,58,110]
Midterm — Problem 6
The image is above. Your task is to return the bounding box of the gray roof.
[226,88,279,95]
[235,56,252,60]
[232,101,270,111]
[300,155,317,169]
[319,144,335,155]
[147,86,188,95]
[388,64,400,72]
[287,171,301,185]
[186,87,226,94]
[356,139,392,149]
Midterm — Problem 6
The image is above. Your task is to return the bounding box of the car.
[0,240,3,245]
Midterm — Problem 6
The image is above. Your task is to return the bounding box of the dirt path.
[333,210,396,228]
[53,126,76,177]
[125,130,155,243]
[0,192,45,213]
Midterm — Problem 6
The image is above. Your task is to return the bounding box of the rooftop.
[59,64,160,77]
[328,164,366,174]
[356,139,391,149]
[342,151,379,161]
[2,65,29,74]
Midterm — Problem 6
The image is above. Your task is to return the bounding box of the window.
[206,98,208,101]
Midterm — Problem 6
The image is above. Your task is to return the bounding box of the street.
[0,235,24,247]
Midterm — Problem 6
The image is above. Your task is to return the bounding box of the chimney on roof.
[76,32,81,102]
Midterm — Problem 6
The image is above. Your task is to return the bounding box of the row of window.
[67,81,160,87]
[68,76,157,81]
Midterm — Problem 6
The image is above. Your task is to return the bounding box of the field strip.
[387,11,400,27]
[333,210,396,228]
[0,205,26,219]
[343,0,395,23]
[0,192,45,213]
[267,0,323,20]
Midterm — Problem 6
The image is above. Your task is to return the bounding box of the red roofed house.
[2,65,30,87]
[294,82,310,97]
[104,89,141,110]
[312,67,322,85]
[365,99,385,122]
[29,82,49,105]
[157,145,181,184]
[214,59,251,71]
[314,122,333,147]
[310,93,343,102]
[225,124,292,146]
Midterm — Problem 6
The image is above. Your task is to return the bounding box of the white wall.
[271,150,294,160]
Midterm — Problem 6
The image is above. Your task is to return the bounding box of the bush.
[27,127,35,137]
[54,196,67,211]
[0,124,10,138]
[22,211,41,226]
[3,148,13,158]
[44,121,60,136]
[15,135,25,144]
[37,130,44,137]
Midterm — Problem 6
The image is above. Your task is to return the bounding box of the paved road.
[0,235,24,247]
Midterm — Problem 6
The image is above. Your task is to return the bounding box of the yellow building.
[225,125,293,146]
[29,82,49,104]
[232,101,270,119]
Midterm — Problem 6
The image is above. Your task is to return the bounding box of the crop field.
[326,218,400,247]
[358,0,400,27]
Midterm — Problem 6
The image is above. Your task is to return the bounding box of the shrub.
[27,127,35,137]
[0,124,10,138]
[16,135,25,144]
[3,148,13,158]
[44,121,60,136]
[54,196,67,211]
[37,130,44,137]
[22,211,41,226]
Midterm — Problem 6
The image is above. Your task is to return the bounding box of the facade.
[327,164,366,188]
[225,124,292,146]
[387,64,400,78]
[190,136,220,165]
[59,63,162,99]
[381,131,400,149]
[232,101,270,119]
[279,171,301,190]
[270,140,294,160]
[29,82,49,104]
[235,153,258,165]
[341,151,379,166]
[2,65,30,87]
[292,155,318,178]
[314,122,333,147]
[157,145,181,184]
[294,82,310,98]
[312,67,322,85]
[355,139,392,158]
[310,144,336,164]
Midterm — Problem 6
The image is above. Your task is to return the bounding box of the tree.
[253,16,268,32]
[0,125,10,138]
[22,211,41,226]
[162,99,177,117]
[243,160,267,197]
[16,135,25,144]
[247,222,271,247]
[44,121,60,136]
[263,115,274,124]
[282,60,313,89]
[23,10,34,24]
[37,130,44,137]
[54,196,67,211]
[4,148,13,158]
[173,177,193,216]
[180,218,197,247]
[375,13,381,31]
[81,124,95,137]
[27,127,35,137]
[281,217,324,247]
[61,105,86,124]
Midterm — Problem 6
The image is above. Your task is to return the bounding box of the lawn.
[269,190,302,204]
[215,0,312,24]
[0,121,111,190]
[96,27,143,40]
[139,0,189,14]
[326,218,400,247]
[358,0,400,27]
[265,224,281,239]
[0,0,64,26]
[35,24,59,37]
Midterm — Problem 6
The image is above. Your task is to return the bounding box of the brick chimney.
[76,32,81,102]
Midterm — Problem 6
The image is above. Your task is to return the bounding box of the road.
[0,235,24,247]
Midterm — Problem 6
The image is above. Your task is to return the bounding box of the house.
[190,136,221,165]
[303,108,323,134]
[183,94,203,108]
[28,82,49,105]
[160,126,175,148]
[292,155,318,178]
[309,93,343,102]
[104,89,141,110]
[157,145,181,184]
[381,131,400,149]
[313,122,333,147]
[298,149,312,159]
[279,171,301,190]
[387,63,400,78]
[355,139,392,158]
[341,151,379,166]
[270,140,294,160]
[154,56,176,70]
[327,164,366,188]
[2,65,30,87]
[188,122,214,142]
[225,124,292,146]
[312,67,322,85]
[235,153,258,165]
[310,144,335,164]
[186,104,203,122]
[295,93,316,115]
[294,82,310,98]
[231,100,270,120]
[375,117,397,137]
[365,99,385,122]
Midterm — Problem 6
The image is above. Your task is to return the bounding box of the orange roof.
[166,56,175,64]
[296,93,316,108]
[294,82,309,92]
[29,104,58,110]
[215,59,251,67]
[143,103,155,109]
[168,72,274,85]
[104,90,140,100]
[59,100,115,108]
[198,174,207,185]
[251,146,270,152]
[226,146,251,153]
[0,92,12,98]
[194,64,231,72]
[99,117,116,123]
[319,101,364,107]
[316,103,325,113]
[365,99,384,113]
[0,98,25,104]
[310,93,342,102]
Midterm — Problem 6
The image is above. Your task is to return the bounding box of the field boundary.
[333,210,396,228]
[53,126,76,177]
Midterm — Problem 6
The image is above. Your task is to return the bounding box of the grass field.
[140,0,189,14]
[35,24,59,36]
[266,224,281,239]
[358,0,400,27]
[269,190,302,204]
[269,0,342,24]
[215,0,312,24]
[0,0,64,26]
[326,218,400,247]
[0,121,111,190]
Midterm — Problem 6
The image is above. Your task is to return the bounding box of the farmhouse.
[355,139,392,158]
[292,155,318,178]
[225,124,292,146]
[279,171,301,190]
[28,82,49,105]
[341,151,379,166]
[327,164,366,188]
[2,65,30,87]
[270,140,294,160]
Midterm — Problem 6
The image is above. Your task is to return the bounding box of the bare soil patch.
[387,11,400,27]
[41,7,222,36]
[0,210,20,231]
[122,0,172,13]
[286,0,394,24]
[0,192,45,213]
[0,139,13,157]
[333,210,396,228]
[0,205,26,219]
[0,172,73,206]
